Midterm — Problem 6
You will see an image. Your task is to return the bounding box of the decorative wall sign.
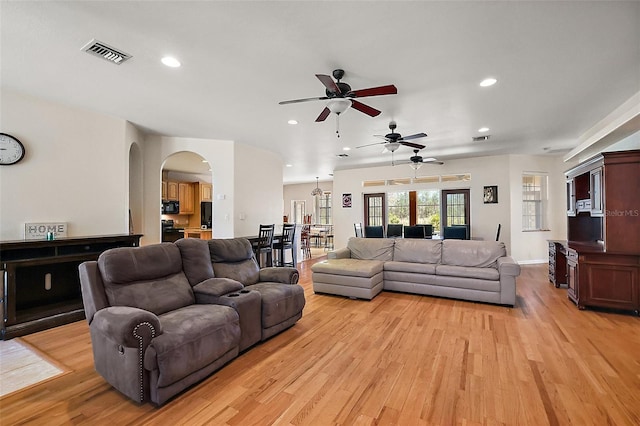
[483,186,498,204]
[24,222,68,240]
[342,193,352,208]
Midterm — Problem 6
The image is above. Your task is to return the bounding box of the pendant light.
[311,177,323,196]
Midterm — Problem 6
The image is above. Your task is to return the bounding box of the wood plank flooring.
[1,260,639,425]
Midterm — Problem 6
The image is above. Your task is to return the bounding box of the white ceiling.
[2,1,639,183]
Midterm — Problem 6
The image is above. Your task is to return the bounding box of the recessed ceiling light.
[287,120,298,125]
[478,127,490,133]
[202,160,209,163]
[161,56,181,68]
[285,164,293,167]
[343,147,351,151]
[480,77,497,87]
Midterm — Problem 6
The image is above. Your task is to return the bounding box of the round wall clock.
[0,133,26,165]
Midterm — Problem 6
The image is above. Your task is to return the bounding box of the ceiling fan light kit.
[279,69,397,130]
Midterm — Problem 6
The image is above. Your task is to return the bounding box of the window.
[416,190,440,231]
[387,191,410,225]
[317,192,332,224]
[522,174,548,230]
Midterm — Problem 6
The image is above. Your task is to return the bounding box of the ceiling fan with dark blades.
[408,149,443,166]
[356,121,427,152]
[279,69,397,122]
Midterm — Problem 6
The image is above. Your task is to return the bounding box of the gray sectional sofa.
[312,237,520,306]
[79,238,305,406]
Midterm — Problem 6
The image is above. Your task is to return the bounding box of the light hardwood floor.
[2,260,639,425]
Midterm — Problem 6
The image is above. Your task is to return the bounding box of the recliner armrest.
[193,278,244,303]
[91,306,162,347]
[497,256,521,277]
[328,248,351,259]
[259,267,299,284]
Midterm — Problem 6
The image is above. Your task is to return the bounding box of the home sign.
[24,222,68,240]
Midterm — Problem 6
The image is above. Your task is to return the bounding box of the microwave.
[162,201,180,214]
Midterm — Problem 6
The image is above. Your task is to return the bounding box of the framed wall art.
[483,186,498,204]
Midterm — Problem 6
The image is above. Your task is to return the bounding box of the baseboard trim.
[518,259,547,265]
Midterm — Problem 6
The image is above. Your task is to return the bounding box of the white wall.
[331,154,568,263]
[0,90,129,240]
[233,143,284,237]
[142,136,235,244]
[508,155,567,263]
[283,180,334,223]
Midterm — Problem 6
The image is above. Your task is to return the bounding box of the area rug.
[0,339,65,397]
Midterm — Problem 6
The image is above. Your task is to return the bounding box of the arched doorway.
[161,151,213,241]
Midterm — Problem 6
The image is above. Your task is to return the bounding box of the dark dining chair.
[416,224,434,239]
[251,224,274,267]
[386,224,403,238]
[273,223,296,267]
[354,223,364,238]
[364,225,384,238]
[403,225,426,239]
[443,225,468,240]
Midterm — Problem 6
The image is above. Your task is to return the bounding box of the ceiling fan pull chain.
[336,114,340,138]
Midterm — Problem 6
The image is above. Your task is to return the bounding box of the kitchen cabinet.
[162,181,167,201]
[0,234,142,339]
[200,183,212,202]
[167,181,179,201]
[178,182,195,214]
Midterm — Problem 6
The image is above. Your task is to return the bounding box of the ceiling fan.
[356,121,427,152]
[278,69,397,122]
[408,149,444,167]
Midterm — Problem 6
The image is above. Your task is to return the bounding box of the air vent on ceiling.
[472,135,490,142]
[81,39,132,65]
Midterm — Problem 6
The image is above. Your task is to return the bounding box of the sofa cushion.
[346,237,395,261]
[312,258,384,277]
[208,238,254,263]
[99,244,195,315]
[384,261,437,275]
[175,239,215,285]
[99,243,182,284]
[441,240,506,268]
[212,259,260,286]
[144,304,240,387]
[244,282,306,329]
[436,264,500,281]
[393,239,442,264]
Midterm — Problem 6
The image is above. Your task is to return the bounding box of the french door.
[442,189,470,234]
[364,193,386,226]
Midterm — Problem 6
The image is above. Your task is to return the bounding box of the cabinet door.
[179,183,194,214]
[590,167,603,217]
[167,182,179,201]
[200,183,212,202]
[567,250,580,306]
[566,178,576,216]
[583,263,638,311]
[162,181,167,201]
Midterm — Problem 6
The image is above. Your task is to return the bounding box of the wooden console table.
[0,234,141,339]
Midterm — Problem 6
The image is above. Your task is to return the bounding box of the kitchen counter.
[183,228,212,240]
